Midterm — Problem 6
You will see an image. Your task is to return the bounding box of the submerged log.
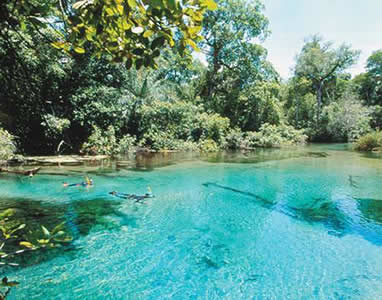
[0,167,41,176]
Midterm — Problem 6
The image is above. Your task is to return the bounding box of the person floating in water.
[109,187,154,203]
[63,176,93,187]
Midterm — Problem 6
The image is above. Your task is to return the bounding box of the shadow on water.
[202,183,276,209]
[202,182,382,246]
[0,196,127,267]
[356,198,382,225]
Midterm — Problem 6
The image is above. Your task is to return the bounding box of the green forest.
[1,0,382,160]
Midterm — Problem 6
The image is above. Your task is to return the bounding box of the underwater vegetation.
[203,182,382,245]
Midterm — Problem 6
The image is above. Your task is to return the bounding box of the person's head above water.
[85,176,93,185]
[109,191,117,195]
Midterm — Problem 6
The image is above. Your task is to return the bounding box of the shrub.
[245,123,307,148]
[138,101,200,141]
[191,113,230,144]
[137,100,230,150]
[41,114,71,149]
[354,131,382,151]
[140,131,180,151]
[198,139,219,152]
[81,125,136,155]
[0,128,16,161]
[223,128,245,150]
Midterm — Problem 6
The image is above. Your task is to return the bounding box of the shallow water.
[2,144,382,299]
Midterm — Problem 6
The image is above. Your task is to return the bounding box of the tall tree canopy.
[365,49,382,105]
[294,35,360,123]
[200,0,273,97]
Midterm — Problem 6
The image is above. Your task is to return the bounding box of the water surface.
[1,144,382,299]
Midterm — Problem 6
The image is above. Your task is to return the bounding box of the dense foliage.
[0,129,16,161]
[354,131,382,152]
[0,1,381,157]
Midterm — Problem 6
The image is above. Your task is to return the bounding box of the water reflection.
[1,146,335,177]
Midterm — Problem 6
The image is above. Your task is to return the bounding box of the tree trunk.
[316,81,323,126]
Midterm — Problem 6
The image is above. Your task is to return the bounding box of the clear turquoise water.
[2,145,382,299]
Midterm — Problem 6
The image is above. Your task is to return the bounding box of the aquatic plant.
[0,208,72,299]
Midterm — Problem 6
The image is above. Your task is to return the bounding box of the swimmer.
[109,187,154,203]
[63,176,93,187]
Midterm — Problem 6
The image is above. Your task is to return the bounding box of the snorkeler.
[109,187,154,203]
[63,176,93,187]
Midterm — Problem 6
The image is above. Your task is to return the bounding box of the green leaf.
[125,58,133,69]
[144,56,151,67]
[186,39,199,51]
[151,8,162,17]
[52,222,65,235]
[73,0,89,10]
[74,47,85,54]
[132,48,144,55]
[41,225,50,237]
[202,0,218,10]
[151,36,165,50]
[135,58,144,70]
[10,224,26,235]
[143,30,154,38]
[20,20,27,31]
[37,239,50,244]
[188,26,202,36]
[20,241,34,249]
[168,0,176,10]
[29,16,47,28]
[152,49,160,57]
[128,0,137,8]
[105,7,114,16]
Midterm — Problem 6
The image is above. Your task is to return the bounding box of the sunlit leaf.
[41,225,50,237]
[73,0,89,10]
[143,30,154,38]
[37,239,50,244]
[128,0,137,8]
[19,241,34,248]
[74,47,85,54]
[202,0,218,10]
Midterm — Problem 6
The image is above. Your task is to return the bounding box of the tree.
[196,0,280,131]
[324,89,371,142]
[365,50,382,105]
[1,0,217,68]
[200,0,273,98]
[294,35,360,124]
